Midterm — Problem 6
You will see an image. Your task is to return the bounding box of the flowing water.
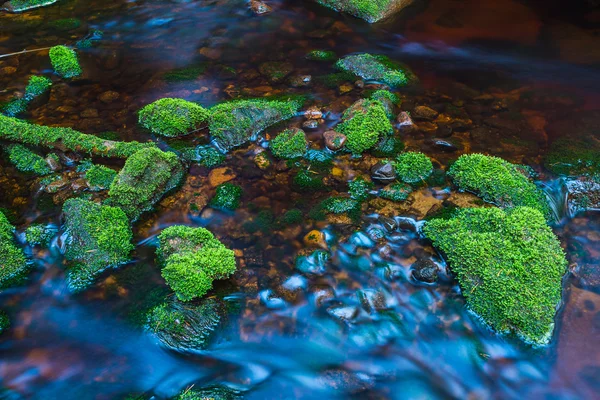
[1,0,600,399]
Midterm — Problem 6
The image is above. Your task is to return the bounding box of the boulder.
[314,0,415,23]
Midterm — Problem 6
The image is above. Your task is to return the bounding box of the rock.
[80,108,99,118]
[304,106,323,120]
[336,53,415,87]
[253,151,271,170]
[417,121,438,135]
[250,0,272,14]
[411,259,439,283]
[289,75,312,87]
[258,61,294,83]
[209,167,236,187]
[323,130,347,151]
[565,177,600,216]
[425,138,460,152]
[2,0,58,12]
[314,0,415,23]
[304,230,327,248]
[173,385,242,400]
[302,119,319,130]
[413,105,439,121]
[98,91,120,104]
[370,161,396,184]
[397,111,417,134]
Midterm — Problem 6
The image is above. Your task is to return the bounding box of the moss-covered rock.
[209,183,242,211]
[305,49,337,61]
[315,0,414,23]
[423,206,567,345]
[337,99,392,154]
[191,145,225,168]
[157,226,236,301]
[449,154,551,220]
[1,0,57,12]
[85,164,117,191]
[25,224,55,246]
[379,182,412,201]
[24,75,52,101]
[4,144,53,175]
[49,45,82,79]
[209,98,301,150]
[393,151,433,184]
[544,136,600,177]
[336,53,414,87]
[174,385,241,400]
[62,199,134,292]
[108,148,184,221]
[0,211,28,289]
[270,128,308,159]
[348,176,373,202]
[138,98,209,138]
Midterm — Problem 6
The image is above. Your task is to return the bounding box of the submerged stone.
[314,0,415,23]
[1,0,57,12]
[336,99,392,154]
[174,384,242,400]
[0,211,28,289]
[62,199,133,293]
[49,45,82,79]
[336,53,415,87]
[270,128,307,159]
[423,206,567,345]
[209,98,301,151]
[565,177,600,216]
[108,148,184,221]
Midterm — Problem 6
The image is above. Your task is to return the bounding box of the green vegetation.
[49,45,82,79]
[4,144,52,175]
[138,98,209,137]
[85,164,117,190]
[305,50,337,61]
[0,115,156,158]
[423,206,567,344]
[2,0,58,12]
[76,29,104,49]
[337,99,392,154]
[0,211,28,288]
[209,98,302,150]
[193,145,225,168]
[24,76,52,101]
[322,197,360,214]
[0,311,9,335]
[316,71,356,88]
[449,154,551,219]
[544,136,600,177]
[303,149,333,169]
[316,0,400,22]
[336,53,411,87]
[25,224,55,246]
[49,18,81,31]
[371,89,399,118]
[393,152,433,184]
[108,148,184,221]
[379,182,412,201]
[293,169,326,192]
[157,226,236,301]
[270,128,307,159]
[163,64,207,82]
[174,385,241,400]
[280,208,303,225]
[62,198,134,292]
[349,176,373,202]
[210,183,242,211]
[371,136,404,157]
[1,98,28,117]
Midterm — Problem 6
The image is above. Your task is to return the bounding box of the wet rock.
[253,151,271,170]
[304,106,323,120]
[323,130,346,151]
[302,119,319,130]
[413,105,439,121]
[411,259,439,283]
[318,369,373,393]
[304,230,327,248]
[258,61,294,83]
[2,0,58,12]
[565,177,600,216]
[327,305,359,323]
[425,138,460,152]
[397,111,417,134]
[209,167,236,187]
[336,53,414,87]
[370,161,396,184]
[174,385,242,400]
[80,108,99,118]
[314,0,415,23]
[417,121,439,135]
[379,216,398,232]
[289,75,312,87]
[98,91,120,104]
[296,249,329,275]
[250,0,272,14]
[357,289,388,312]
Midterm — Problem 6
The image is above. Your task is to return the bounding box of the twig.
[0,46,59,59]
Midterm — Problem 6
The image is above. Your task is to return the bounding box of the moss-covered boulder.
[209,98,301,151]
[314,0,415,23]
[62,199,134,292]
[1,0,57,12]
[138,98,209,138]
[544,136,600,177]
[24,76,52,101]
[270,128,308,159]
[449,154,551,220]
[84,164,117,191]
[423,206,567,345]
[0,211,28,289]
[4,144,53,175]
[337,99,392,154]
[209,183,242,211]
[25,224,55,246]
[336,53,415,87]
[393,151,433,184]
[157,226,237,301]
[174,385,241,400]
[49,45,82,79]
[108,148,184,221]
[145,296,226,352]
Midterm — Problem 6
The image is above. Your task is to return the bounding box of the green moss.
[1,98,28,117]
[138,98,209,138]
[209,98,301,150]
[209,183,242,211]
[49,18,81,31]
[423,207,567,345]
[336,53,411,87]
[146,302,187,336]
[62,198,134,292]
[2,0,57,11]
[5,144,52,175]
[349,176,373,202]
[157,226,236,301]
[316,0,398,22]
[337,99,392,154]
[25,224,55,246]
[371,136,404,158]
[0,311,9,335]
[316,71,356,88]
[270,128,307,159]
[293,169,326,192]
[280,208,303,225]
[379,182,412,201]
[303,149,333,170]
[0,211,28,288]
[193,145,225,168]
[49,45,82,79]
[24,76,52,101]
[322,196,360,214]
[174,385,241,400]
[544,136,600,177]
[393,152,433,184]
[449,154,551,219]
[163,66,207,82]
[371,89,399,105]
[306,50,337,61]
[0,115,155,158]
[243,210,275,234]
[85,164,117,190]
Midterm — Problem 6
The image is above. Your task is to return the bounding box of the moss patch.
[0,211,28,288]
[138,98,209,138]
[270,128,308,159]
[544,136,600,177]
[336,53,413,87]
[393,151,433,184]
[49,45,82,79]
[337,99,392,154]
[210,183,242,211]
[85,164,117,191]
[4,144,52,175]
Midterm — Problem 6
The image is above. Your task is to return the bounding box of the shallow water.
[1,0,600,399]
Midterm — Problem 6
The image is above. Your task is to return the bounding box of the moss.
[0,310,9,335]
[49,45,82,79]
[370,89,399,105]
[0,211,28,288]
[449,154,551,219]
[243,210,275,234]
[193,145,225,168]
[337,99,392,154]
[322,196,360,214]
[24,76,52,101]
[209,98,301,150]
[423,207,567,345]
[209,183,242,211]
[4,144,52,175]
[85,164,117,190]
[0,115,155,158]
[336,53,411,87]
[2,0,57,12]
[316,0,400,22]
[49,18,81,31]
[293,169,326,192]
[393,152,433,184]
[108,148,184,221]
[305,50,337,61]
[544,136,600,177]
[174,385,241,400]
[349,176,373,202]
[163,64,207,82]
[371,136,404,158]
[270,128,308,159]
[303,149,333,170]
[138,98,209,138]
[379,182,412,201]
[280,208,303,225]
[25,224,55,246]
[62,199,133,292]
[157,226,236,301]
[76,29,104,49]
[316,71,356,88]
[1,98,28,117]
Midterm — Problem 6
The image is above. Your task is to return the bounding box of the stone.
[98,91,120,104]
[302,119,319,130]
[397,111,417,134]
[413,105,439,121]
[209,167,236,187]
[304,230,327,248]
[304,107,323,120]
[323,130,347,151]
[565,177,600,216]
[250,0,272,14]
[315,0,415,23]
[370,161,396,184]
[411,259,439,283]
[258,61,294,83]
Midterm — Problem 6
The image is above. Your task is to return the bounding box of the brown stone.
[323,130,347,151]
[208,167,236,187]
